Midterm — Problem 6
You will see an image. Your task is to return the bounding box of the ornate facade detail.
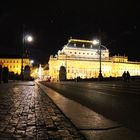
[49,39,140,81]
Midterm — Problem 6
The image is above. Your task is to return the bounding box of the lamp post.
[93,39,103,80]
[21,25,33,81]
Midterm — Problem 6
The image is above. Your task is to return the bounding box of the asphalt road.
[40,80,140,134]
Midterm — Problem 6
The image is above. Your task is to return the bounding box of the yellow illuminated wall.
[49,55,140,81]
[48,39,140,81]
[0,58,31,74]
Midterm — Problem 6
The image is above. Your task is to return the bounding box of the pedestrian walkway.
[0,81,85,140]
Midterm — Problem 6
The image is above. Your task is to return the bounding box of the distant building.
[48,39,140,81]
[0,56,32,75]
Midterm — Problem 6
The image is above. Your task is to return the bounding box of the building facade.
[0,57,31,75]
[49,39,140,81]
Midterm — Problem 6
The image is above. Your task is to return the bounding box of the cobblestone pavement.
[0,81,85,140]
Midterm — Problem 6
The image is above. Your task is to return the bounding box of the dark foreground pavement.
[0,81,85,140]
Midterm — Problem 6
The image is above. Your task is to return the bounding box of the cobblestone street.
[0,81,85,140]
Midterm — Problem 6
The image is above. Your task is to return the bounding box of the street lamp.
[93,39,103,80]
[21,27,33,81]
[26,35,33,42]
[30,60,34,64]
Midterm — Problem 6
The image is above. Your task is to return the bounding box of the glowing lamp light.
[30,60,34,64]
[26,35,33,42]
[92,39,100,45]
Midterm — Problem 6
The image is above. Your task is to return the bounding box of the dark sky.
[0,1,139,64]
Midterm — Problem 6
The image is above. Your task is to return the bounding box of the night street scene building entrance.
[49,39,140,81]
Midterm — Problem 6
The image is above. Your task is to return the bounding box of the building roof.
[67,39,107,50]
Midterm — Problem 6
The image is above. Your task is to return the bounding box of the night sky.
[0,1,139,64]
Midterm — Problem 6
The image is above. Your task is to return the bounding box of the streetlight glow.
[26,35,33,42]
[30,60,34,64]
[92,39,100,45]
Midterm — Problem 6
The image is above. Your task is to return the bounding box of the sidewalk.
[0,81,85,140]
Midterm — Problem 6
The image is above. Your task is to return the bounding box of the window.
[82,44,85,48]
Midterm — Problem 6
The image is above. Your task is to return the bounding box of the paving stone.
[0,132,14,140]
[0,81,86,140]
[26,126,36,138]
[0,124,6,131]
[5,125,15,133]
[58,129,71,137]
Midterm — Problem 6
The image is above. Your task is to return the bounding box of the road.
[40,80,140,139]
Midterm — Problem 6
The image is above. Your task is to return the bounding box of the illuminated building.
[0,57,32,75]
[49,39,140,81]
[30,64,49,80]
